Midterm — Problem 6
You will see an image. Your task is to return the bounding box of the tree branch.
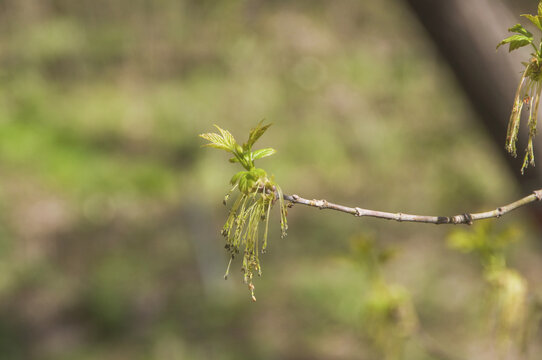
[283,189,542,225]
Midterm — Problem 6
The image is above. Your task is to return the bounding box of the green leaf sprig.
[200,121,287,301]
[498,2,542,173]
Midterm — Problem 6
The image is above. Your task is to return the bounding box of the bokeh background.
[0,0,541,359]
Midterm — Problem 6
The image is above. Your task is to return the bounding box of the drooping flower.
[200,122,287,301]
[505,57,542,173]
[498,3,542,173]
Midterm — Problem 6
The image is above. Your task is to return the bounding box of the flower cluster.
[498,2,542,173]
[200,122,287,301]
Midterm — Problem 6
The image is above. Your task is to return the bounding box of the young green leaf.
[199,132,234,152]
[251,168,267,179]
[230,171,248,185]
[251,148,276,161]
[246,120,272,149]
[199,124,239,152]
[213,124,237,149]
[509,23,533,37]
[238,173,249,194]
[521,14,542,32]
[497,34,534,52]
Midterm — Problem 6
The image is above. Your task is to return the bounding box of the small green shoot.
[200,121,287,301]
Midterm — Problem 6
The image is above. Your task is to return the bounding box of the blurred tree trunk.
[403,0,542,227]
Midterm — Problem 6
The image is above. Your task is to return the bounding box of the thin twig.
[282,189,542,225]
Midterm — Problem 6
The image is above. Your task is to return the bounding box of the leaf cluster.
[497,2,542,53]
[497,24,535,53]
[200,121,287,301]
[200,121,276,172]
[200,121,278,195]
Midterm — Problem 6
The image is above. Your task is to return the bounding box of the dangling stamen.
[506,67,530,156]
[522,81,541,173]
[224,256,233,280]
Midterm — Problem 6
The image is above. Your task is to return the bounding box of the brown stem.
[282,190,542,225]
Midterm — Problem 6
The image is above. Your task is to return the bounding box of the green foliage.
[498,1,542,173]
[523,15,542,33]
[200,122,287,301]
[200,125,237,152]
[246,122,272,150]
[362,282,417,360]
[350,237,417,360]
[448,223,531,351]
[448,221,520,264]
[497,25,533,52]
[251,148,276,161]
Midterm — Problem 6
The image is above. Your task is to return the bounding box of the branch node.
[534,190,542,201]
[313,199,328,209]
[436,217,449,224]
[463,213,473,225]
[397,213,404,222]
[355,207,364,217]
[451,214,470,225]
[497,207,503,217]
[292,194,300,201]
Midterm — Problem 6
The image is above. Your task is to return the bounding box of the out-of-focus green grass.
[0,0,540,359]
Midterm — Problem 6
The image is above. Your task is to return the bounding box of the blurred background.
[0,0,541,359]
